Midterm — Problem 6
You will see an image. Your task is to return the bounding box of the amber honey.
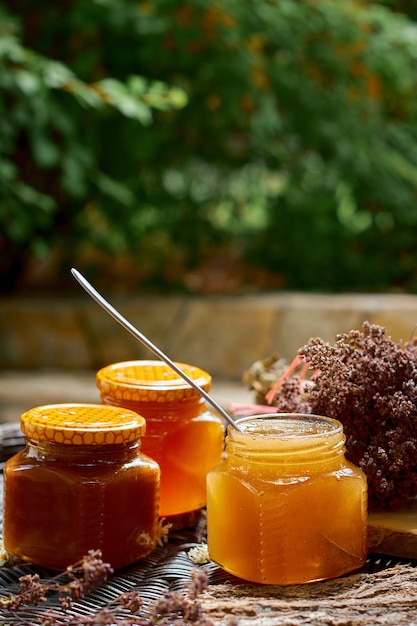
[96,361,225,519]
[206,414,367,585]
[3,404,160,570]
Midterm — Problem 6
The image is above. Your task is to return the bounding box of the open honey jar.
[3,403,160,570]
[96,360,225,520]
[206,413,368,584]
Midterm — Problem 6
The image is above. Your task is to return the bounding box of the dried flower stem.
[265,354,307,404]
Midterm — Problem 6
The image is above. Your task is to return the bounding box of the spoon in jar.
[71,268,243,432]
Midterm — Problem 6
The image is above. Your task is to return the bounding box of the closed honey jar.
[206,413,367,585]
[3,404,160,570]
[96,360,225,519]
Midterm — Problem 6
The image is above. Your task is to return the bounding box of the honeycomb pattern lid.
[20,403,146,445]
[96,360,212,404]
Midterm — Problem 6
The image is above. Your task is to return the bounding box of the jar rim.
[21,403,146,445]
[227,414,344,456]
[231,413,343,439]
[96,360,211,402]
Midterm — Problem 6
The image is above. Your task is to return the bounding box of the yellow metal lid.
[21,403,146,445]
[96,360,212,404]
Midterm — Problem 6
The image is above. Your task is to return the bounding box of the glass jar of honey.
[3,403,160,570]
[206,413,367,585]
[96,360,225,519]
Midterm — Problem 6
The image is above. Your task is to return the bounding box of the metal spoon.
[71,268,242,432]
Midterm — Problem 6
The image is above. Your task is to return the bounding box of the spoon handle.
[71,268,241,431]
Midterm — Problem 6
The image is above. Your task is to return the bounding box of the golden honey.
[96,360,225,518]
[3,404,160,570]
[206,414,367,584]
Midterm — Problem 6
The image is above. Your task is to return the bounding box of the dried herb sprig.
[0,552,219,625]
[263,322,417,510]
[0,549,114,612]
[150,569,212,626]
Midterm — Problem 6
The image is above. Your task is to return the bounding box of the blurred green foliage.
[2,0,417,293]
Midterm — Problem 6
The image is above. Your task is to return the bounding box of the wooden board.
[201,564,417,626]
[368,499,417,559]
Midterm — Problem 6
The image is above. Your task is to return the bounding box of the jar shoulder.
[193,410,225,425]
[208,456,366,481]
[4,447,159,478]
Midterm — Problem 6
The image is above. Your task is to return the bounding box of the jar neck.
[100,394,205,420]
[26,438,140,464]
[226,414,346,470]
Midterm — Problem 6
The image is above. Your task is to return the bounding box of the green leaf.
[97,78,153,123]
[94,172,135,206]
[31,132,61,168]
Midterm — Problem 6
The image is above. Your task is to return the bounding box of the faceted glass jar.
[96,360,225,519]
[3,403,160,570]
[206,413,368,585]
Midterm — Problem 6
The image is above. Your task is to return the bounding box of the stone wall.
[1,293,417,380]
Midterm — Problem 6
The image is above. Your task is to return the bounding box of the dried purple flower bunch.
[264,322,417,510]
